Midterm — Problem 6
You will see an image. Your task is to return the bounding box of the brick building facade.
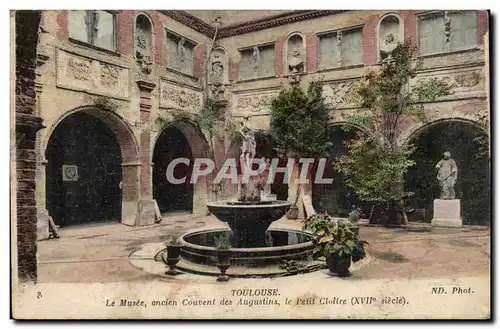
[13,10,490,280]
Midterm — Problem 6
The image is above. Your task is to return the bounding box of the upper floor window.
[418,10,477,55]
[318,27,363,70]
[165,30,196,76]
[239,44,275,80]
[68,10,116,51]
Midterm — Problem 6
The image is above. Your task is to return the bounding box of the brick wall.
[228,57,238,82]
[401,11,417,44]
[15,10,43,282]
[274,36,285,77]
[116,10,135,56]
[305,32,318,73]
[193,44,207,78]
[362,13,379,66]
[477,10,489,45]
[56,10,68,40]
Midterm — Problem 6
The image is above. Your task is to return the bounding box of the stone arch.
[43,106,140,226]
[404,117,488,145]
[284,31,306,75]
[43,106,139,163]
[399,112,488,145]
[312,122,368,217]
[152,119,213,215]
[404,118,490,226]
[377,12,404,62]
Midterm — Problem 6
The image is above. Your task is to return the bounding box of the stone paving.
[37,214,490,283]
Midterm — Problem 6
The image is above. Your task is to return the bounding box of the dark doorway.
[153,126,194,214]
[405,120,490,226]
[46,112,122,227]
[312,125,365,217]
[255,132,289,201]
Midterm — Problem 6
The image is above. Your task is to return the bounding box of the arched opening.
[45,111,123,226]
[312,124,366,217]
[405,119,490,225]
[153,125,194,215]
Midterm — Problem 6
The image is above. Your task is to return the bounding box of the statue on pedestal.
[237,116,260,202]
[435,151,458,200]
[288,48,304,84]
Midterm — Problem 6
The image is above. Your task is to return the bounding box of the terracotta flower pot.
[326,253,351,277]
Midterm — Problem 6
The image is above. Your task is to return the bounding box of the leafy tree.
[270,79,333,158]
[334,40,454,225]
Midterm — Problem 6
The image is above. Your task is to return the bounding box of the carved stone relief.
[234,91,279,113]
[67,58,91,81]
[455,71,481,87]
[413,69,483,96]
[57,49,129,99]
[323,81,361,108]
[135,14,153,74]
[100,64,119,88]
[159,80,202,112]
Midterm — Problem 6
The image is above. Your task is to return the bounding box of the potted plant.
[214,233,232,282]
[163,235,182,275]
[303,213,368,277]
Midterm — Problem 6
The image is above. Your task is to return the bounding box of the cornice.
[160,10,215,37]
[218,10,348,38]
[159,10,348,39]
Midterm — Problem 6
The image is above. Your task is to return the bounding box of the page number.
[37,292,42,299]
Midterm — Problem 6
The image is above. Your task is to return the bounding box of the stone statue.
[435,151,458,200]
[210,56,224,83]
[177,38,186,63]
[239,116,257,164]
[251,46,260,76]
[135,28,152,74]
[288,48,304,74]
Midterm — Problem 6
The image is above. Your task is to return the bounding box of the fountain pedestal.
[207,200,291,248]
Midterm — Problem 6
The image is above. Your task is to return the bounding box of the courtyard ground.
[37,214,490,283]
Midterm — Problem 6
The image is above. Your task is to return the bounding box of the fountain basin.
[206,200,291,248]
[179,228,314,267]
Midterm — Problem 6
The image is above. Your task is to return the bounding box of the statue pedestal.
[432,199,462,228]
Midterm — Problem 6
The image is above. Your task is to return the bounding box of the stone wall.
[14,10,43,282]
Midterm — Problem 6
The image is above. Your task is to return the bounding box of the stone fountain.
[176,116,314,273]
[207,116,291,248]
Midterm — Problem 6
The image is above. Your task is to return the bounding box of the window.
[165,31,196,76]
[68,10,116,51]
[418,11,477,55]
[318,27,362,70]
[239,44,275,80]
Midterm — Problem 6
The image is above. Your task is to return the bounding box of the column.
[136,80,160,225]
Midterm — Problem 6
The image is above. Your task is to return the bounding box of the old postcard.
[11,9,491,320]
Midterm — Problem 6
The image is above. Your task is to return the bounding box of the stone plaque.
[56,49,129,99]
[62,165,79,182]
[432,199,462,227]
[159,80,202,112]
